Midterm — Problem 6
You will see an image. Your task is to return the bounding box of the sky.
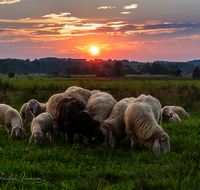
[1,0,200,62]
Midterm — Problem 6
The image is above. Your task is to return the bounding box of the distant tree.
[125,65,136,74]
[102,62,113,70]
[140,63,151,74]
[0,62,10,74]
[8,72,15,78]
[113,61,124,76]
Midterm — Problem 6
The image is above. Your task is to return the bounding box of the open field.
[1,76,200,189]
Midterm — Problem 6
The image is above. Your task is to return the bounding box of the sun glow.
[90,46,99,55]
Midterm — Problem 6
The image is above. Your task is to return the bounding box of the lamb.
[20,103,33,128]
[124,94,170,154]
[46,88,93,133]
[56,97,104,145]
[161,106,181,123]
[170,106,189,118]
[26,99,46,118]
[29,112,54,145]
[0,104,27,138]
[100,97,135,147]
[86,92,117,146]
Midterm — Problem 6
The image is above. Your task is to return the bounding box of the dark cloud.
[31,30,60,35]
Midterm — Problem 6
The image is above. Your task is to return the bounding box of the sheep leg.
[50,127,54,143]
[131,138,135,150]
[6,125,11,137]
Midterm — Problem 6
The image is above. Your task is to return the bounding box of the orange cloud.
[0,0,21,4]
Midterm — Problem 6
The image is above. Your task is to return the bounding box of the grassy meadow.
[1,75,200,189]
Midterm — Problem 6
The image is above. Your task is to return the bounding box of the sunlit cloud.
[124,4,138,9]
[0,0,21,4]
[97,6,116,9]
[42,13,71,18]
[164,22,172,24]
[144,20,162,25]
[120,12,131,14]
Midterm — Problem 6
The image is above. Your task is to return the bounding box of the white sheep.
[26,99,46,118]
[170,106,189,118]
[20,103,33,128]
[29,112,53,145]
[161,106,181,123]
[124,94,170,154]
[0,104,27,138]
[100,97,135,147]
[86,92,117,146]
[87,92,117,122]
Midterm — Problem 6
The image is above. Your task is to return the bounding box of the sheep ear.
[20,127,27,136]
[161,109,165,114]
[29,134,34,143]
[152,139,160,154]
[9,127,15,138]
[33,102,39,114]
[107,131,115,148]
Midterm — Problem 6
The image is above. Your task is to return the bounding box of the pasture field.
[1,76,200,189]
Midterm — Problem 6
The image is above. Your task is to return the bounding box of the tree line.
[0,58,198,76]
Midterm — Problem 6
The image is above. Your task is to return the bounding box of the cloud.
[97,6,116,9]
[0,0,21,4]
[42,13,71,18]
[124,4,138,9]
[120,12,131,14]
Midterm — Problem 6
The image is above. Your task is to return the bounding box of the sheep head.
[85,120,105,145]
[152,136,170,154]
[100,125,115,148]
[29,132,43,145]
[10,124,27,138]
[26,100,39,114]
[161,106,175,118]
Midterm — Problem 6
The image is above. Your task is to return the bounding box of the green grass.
[1,77,200,189]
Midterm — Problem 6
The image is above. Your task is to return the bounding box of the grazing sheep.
[171,106,189,118]
[0,104,27,138]
[29,112,53,145]
[124,94,170,154]
[20,103,33,128]
[26,99,46,118]
[46,88,93,133]
[161,106,181,123]
[87,92,117,122]
[56,97,104,145]
[86,92,117,146]
[100,97,135,147]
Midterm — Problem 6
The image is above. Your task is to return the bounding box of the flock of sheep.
[0,86,189,154]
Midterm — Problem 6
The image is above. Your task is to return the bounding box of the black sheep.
[56,97,104,145]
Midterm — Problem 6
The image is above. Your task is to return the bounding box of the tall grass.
[0,78,200,189]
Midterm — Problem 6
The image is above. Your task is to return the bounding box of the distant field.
[1,75,200,189]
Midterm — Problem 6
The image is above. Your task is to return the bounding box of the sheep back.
[101,97,135,142]
[171,106,189,118]
[87,92,117,123]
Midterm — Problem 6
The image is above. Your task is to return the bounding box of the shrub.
[65,75,71,78]
[8,72,15,78]
[24,72,29,75]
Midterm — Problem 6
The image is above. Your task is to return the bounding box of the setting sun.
[90,46,99,55]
